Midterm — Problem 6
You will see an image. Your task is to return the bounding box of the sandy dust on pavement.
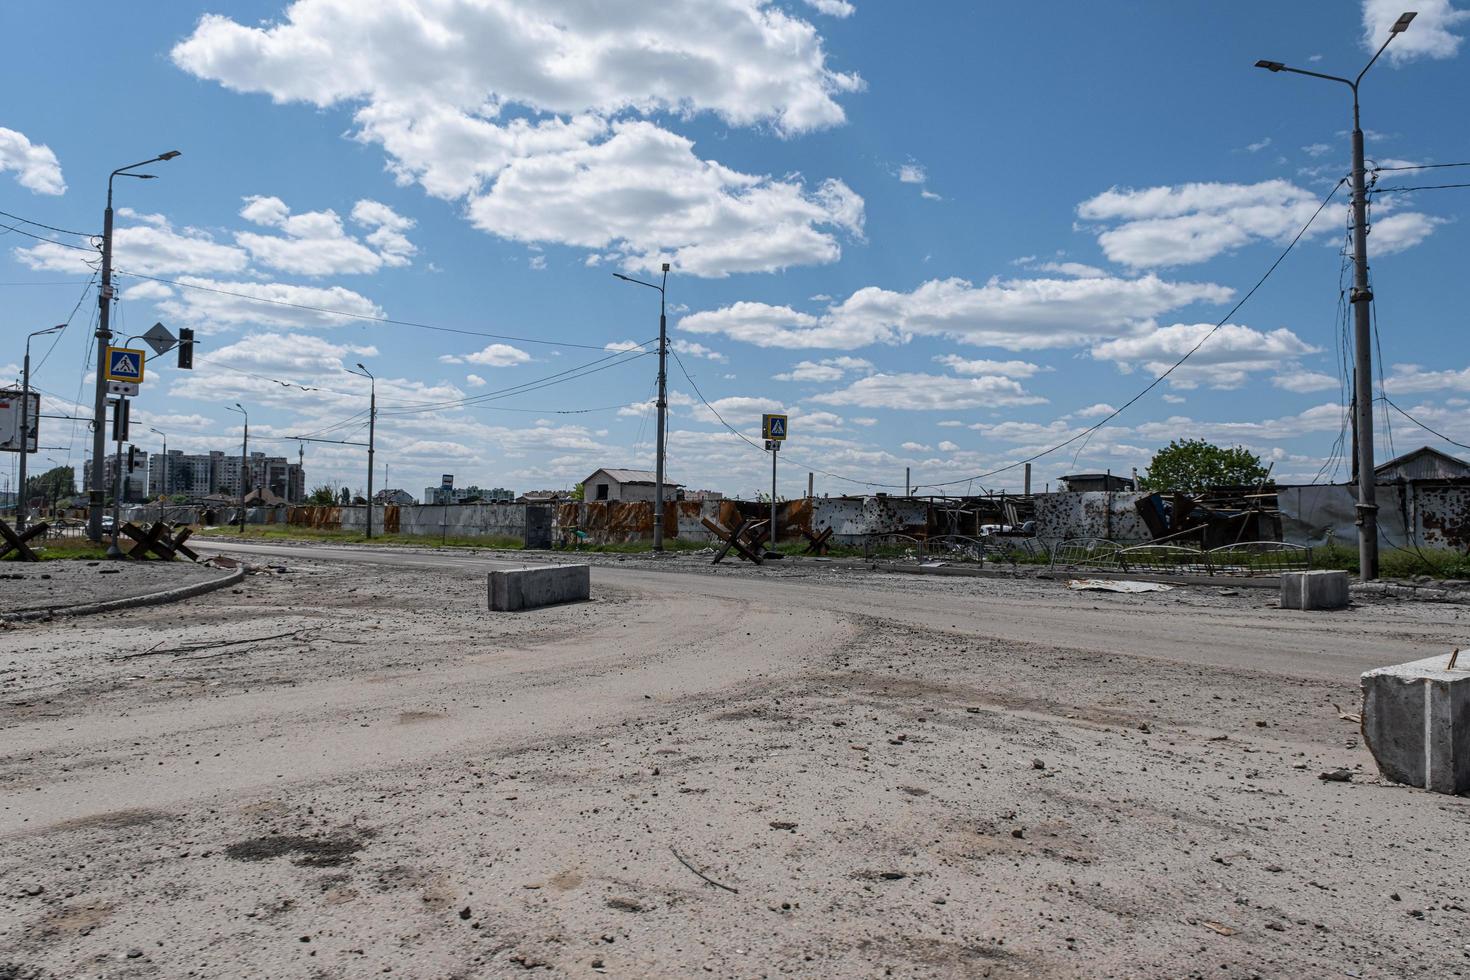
[2,551,1468,979]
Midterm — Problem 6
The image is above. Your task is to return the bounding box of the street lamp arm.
[612,272,663,294]
[1356,32,1400,88]
[1256,61,1356,90]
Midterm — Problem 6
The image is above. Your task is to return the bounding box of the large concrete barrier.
[488,564,590,612]
[1361,654,1470,794]
[1281,570,1349,610]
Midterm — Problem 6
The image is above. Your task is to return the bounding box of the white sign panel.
[0,389,40,453]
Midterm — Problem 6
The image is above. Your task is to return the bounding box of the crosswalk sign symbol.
[105,346,146,383]
[762,413,788,441]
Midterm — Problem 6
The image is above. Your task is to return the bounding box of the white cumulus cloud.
[1363,0,1469,63]
[0,127,65,194]
[681,274,1231,350]
[1077,180,1332,268]
[171,0,865,278]
[810,373,1046,410]
[1091,322,1319,389]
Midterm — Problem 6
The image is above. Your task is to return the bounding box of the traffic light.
[111,398,130,441]
[127,445,137,471]
[178,327,194,369]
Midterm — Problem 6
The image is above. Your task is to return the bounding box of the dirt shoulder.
[1,554,1465,978]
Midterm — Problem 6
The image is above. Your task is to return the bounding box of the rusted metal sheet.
[289,505,343,529]
[382,505,401,534]
[1034,492,1151,546]
[1410,484,1470,549]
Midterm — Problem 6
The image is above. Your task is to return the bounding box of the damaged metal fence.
[1050,537,1311,577]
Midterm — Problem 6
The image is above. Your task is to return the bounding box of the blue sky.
[3,0,1468,500]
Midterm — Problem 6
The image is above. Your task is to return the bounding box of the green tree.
[24,465,75,506]
[570,482,585,502]
[304,485,336,505]
[1139,439,1270,492]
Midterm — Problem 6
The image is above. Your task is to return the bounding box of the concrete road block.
[1361,655,1470,794]
[1280,570,1349,610]
[488,564,590,612]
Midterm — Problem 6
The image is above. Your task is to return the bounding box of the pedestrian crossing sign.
[105,346,146,383]
[762,413,788,441]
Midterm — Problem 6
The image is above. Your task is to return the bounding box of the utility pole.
[613,263,671,552]
[905,466,911,497]
[227,403,247,535]
[17,324,64,531]
[349,363,377,539]
[88,151,181,543]
[150,426,167,524]
[1255,11,1415,581]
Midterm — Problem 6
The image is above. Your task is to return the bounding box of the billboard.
[441,474,454,488]
[0,389,40,453]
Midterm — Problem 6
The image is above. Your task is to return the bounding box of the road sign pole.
[106,397,125,558]
[770,443,778,551]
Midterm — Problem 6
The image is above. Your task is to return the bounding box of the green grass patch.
[1311,542,1470,579]
[4,537,113,561]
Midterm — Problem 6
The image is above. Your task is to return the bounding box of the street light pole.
[88,150,181,543]
[149,426,167,524]
[227,403,247,535]
[348,363,376,539]
[17,324,65,531]
[1255,10,1415,582]
[613,263,671,552]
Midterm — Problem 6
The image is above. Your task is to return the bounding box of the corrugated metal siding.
[1378,454,1470,482]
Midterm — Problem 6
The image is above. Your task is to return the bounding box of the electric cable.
[112,270,624,351]
[0,209,96,238]
[907,177,1350,490]
[1381,398,1470,453]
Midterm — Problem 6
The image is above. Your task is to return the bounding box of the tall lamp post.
[149,426,167,524]
[613,263,670,552]
[88,150,181,543]
[1255,10,1415,582]
[17,323,65,531]
[347,363,377,539]
[226,403,248,535]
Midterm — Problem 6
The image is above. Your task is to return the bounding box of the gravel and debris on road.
[2,545,1467,978]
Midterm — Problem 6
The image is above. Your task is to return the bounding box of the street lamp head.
[158,150,182,161]
[1255,59,1285,72]
[356,362,367,372]
[1391,11,1416,33]
[612,273,632,282]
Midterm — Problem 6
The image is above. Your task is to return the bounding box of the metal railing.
[1049,537,1312,577]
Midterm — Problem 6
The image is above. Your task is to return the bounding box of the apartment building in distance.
[148,450,304,502]
[82,448,149,502]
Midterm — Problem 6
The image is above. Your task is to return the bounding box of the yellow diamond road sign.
[105,346,146,383]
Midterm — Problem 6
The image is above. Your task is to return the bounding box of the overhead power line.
[1368,181,1470,195]
[909,177,1350,491]
[112,270,621,351]
[0,221,97,251]
[1369,161,1470,173]
[668,347,908,490]
[1381,398,1470,452]
[0,209,97,238]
